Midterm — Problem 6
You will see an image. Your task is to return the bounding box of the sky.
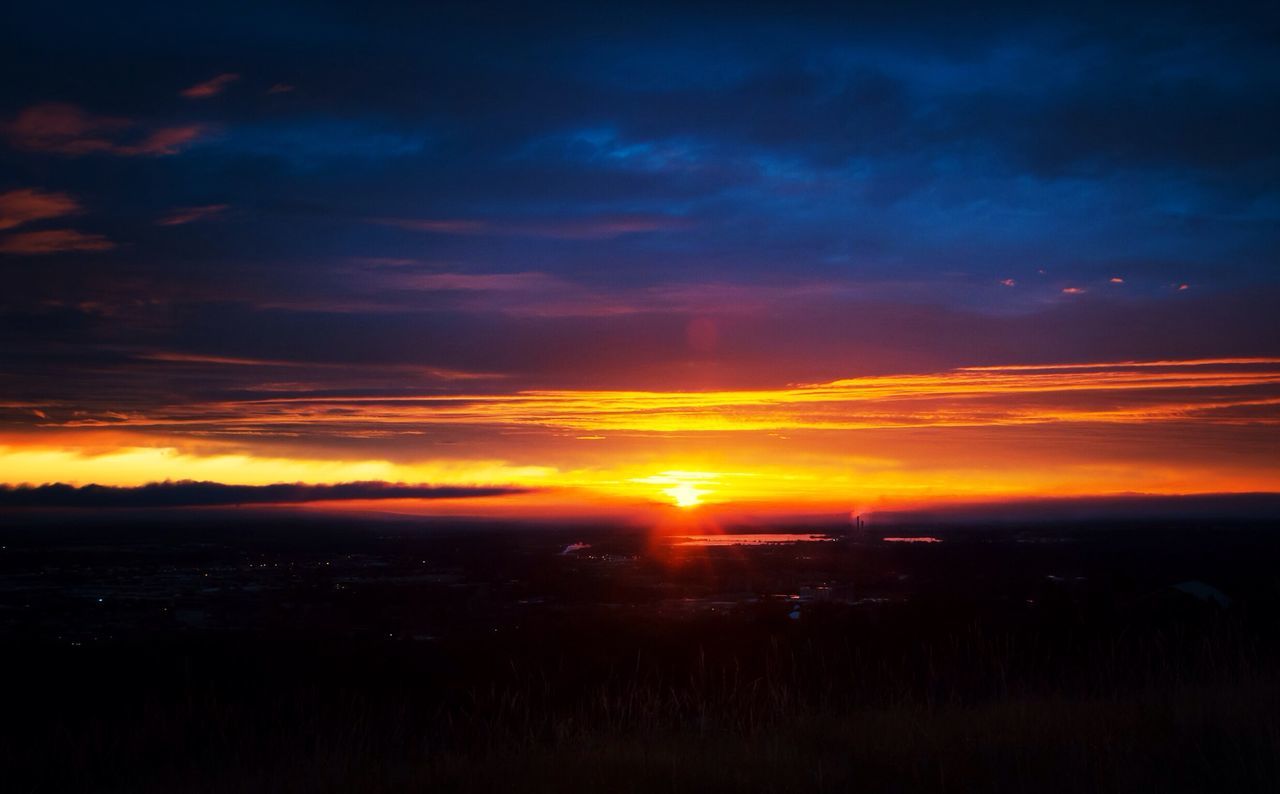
[1,0,1278,516]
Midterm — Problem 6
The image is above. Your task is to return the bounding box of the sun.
[631,470,716,508]
[664,481,705,509]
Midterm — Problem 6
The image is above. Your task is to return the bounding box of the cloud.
[42,358,1280,435]
[180,73,240,99]
[0,480,533,508]
[129,125,205,155]
[0,188,80,230]
[135,350,504,380]
[390,271,561,292]
[157,204,229,226]
[374,213,689,240]
[3,103,203,156]
[3,103,128,155]
[0,228,114,255]
[360,269,851,318]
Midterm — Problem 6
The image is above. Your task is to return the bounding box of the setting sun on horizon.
[664,481,706,509]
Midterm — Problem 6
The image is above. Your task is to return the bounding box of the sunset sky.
[2,1,1278,515]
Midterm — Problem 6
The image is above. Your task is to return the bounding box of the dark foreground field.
[3,513,1280,792]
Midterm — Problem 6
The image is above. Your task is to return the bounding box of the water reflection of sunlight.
[671,533,836,546]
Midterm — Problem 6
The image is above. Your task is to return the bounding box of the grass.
[6,602,1280,792]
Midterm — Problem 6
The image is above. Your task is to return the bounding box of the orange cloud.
[43,358,1280,434]
[157,204,229,226]
[180,73,240,99]
[0,228,114,255]
[0,188,80,230]
[10,359,1277,510]
[8,377,1280,512]
[129,125,204,155]
[4,103,203,157]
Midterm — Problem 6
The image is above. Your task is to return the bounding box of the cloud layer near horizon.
[0,480,533,508]
[22,358,1280,435]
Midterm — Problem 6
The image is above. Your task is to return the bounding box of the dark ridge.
[871,492,1280,525]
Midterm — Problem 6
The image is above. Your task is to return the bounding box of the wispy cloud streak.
[180,73,240,99]
[374,213,689,240]
[44,359,1280,435]
[0,228,114,254]
[157,204,228,226]
[4,103,202,157]
[0,189,80,230]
